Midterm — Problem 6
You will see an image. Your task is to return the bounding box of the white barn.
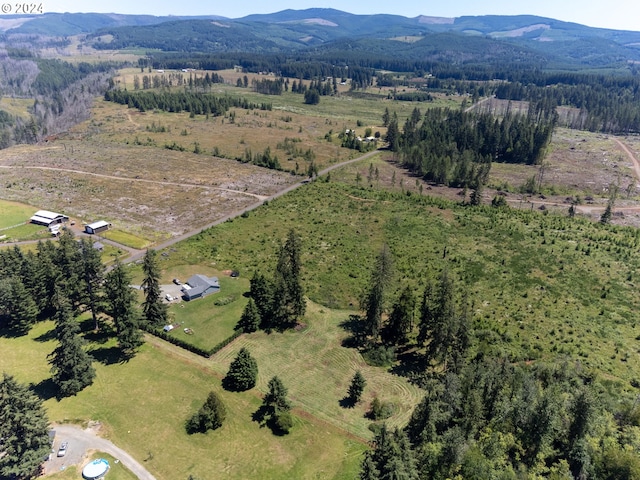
[30,210,69,227]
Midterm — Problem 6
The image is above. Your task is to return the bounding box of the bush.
[367,396,395,421]
[272,410,293,434]
[362,345,396,367]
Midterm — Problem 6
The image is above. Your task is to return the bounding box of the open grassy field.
[158,178,640,392]
[0,317,384,480]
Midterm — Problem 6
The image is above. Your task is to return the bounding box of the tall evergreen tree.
[77,238,105,330]
[361,245,394,342]
[0,277,38,333]
[271,230,306,330]
[419,270,470,372]
[140,249,168,328]
[104,259,142,354]
[48,292,95,397]
[0,373,51,479]
[54,230,83,310]
[249,271,273,329]
[235,298,260,333]
[186,391,226,433]
[382,285,416,345]
[223,347,258,392]
[360,424,418,480]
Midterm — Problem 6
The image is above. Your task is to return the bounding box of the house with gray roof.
[181,274,220,300]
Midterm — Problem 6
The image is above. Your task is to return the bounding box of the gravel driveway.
[45,424,156,480]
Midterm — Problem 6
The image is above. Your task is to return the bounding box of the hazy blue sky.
[45,0,640,32]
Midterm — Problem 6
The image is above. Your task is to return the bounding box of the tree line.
[103,89,272,115]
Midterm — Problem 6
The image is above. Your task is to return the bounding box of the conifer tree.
[141,249,168,328]
[104,259,142,354]
[186,391,226,433]
[360,425,418,480]
[362,245,394,342]
[271,229,306,330]
[224,347,258,392]
[48,292,95,397]
[382,285,416,345]
[260,375,293,434]
[0,276,38,333]
[78,238,105,330]
[235,298,260,333]
[348,370,366,404]
[0,373,51,479]
[249,271,273,329]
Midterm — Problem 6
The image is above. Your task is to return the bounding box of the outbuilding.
[181,274,220,300]
[84,221,111,235]
[30,210,69,227]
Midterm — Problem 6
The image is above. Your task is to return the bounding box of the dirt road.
[47,424,156,480]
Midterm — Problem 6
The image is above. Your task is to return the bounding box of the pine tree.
[186,391,226,433]
[55,230,83,310]
[235,298,260,333]
[0,276,38,333]
[382,285,416,345]
[348,370,366,404]
[0,373,51,479]
[141,249,168,328]
[104,259,142,354]
[263,376,292,413]
[360,424,418,480]
[249,271,273,329]
[361,245,394,342]
[78,238,105,330]
[271,230,306,330]
[224,347,258,392]
[48,292,95,397]
[261,376,293,435]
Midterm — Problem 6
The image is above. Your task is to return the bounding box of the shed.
[85,221,110,235]
[30,210,69,227]
[181,274,220,300]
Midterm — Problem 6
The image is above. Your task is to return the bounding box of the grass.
[162,274,249,350]
[101,229,151,249]
[0,200,38,228]
[161,178,640,391]
[0,320,368,480]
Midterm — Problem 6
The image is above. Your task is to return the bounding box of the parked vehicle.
[57,442,68,457]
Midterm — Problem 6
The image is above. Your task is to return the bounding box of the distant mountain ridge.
[2,8,640,68]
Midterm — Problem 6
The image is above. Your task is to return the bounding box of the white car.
[165,294,173,302]
[57,442,68,457]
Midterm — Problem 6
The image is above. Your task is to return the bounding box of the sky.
[44,0,640,32]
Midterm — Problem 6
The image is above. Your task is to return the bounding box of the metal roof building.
[30,210,69,227]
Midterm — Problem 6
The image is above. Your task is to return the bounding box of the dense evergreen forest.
[386,104,556,190]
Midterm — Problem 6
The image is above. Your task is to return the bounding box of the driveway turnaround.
[46,424,156,480]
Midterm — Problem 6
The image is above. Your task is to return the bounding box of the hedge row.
[142,326,242,358]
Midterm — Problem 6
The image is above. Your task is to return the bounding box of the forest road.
[45,424,157,480]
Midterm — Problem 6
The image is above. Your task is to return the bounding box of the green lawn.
[101,229,151,249]
[163,274,250,350]
[0,320,367,480]
[0,200,37,228]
